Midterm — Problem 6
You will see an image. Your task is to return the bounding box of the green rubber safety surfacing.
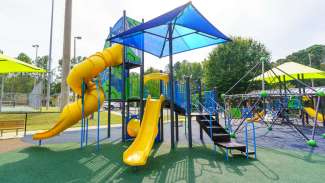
[306,140,317,147]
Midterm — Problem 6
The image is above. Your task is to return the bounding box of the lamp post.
[32,44,39,63]
[32,44,39,89]
[46,0,54,110]
[73,36,81,101]
[73,36,82,65]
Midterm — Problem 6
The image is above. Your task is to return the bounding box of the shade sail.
[109,2,231,58]
[253,62,325,83]
[0,54,46,73]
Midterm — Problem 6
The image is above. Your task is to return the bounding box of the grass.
[0,111,184,131]
[0,142,325,183]
[0,111,122,131]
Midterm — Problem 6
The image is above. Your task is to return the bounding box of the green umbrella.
[0,53,46,73]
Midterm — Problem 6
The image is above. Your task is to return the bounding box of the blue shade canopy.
[109,2,231,58]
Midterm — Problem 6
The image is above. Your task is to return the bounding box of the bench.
[0,120,25,136]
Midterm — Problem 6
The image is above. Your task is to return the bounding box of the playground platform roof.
[0,54,46,73]
[109,2,231,58]
[253,62,325,83]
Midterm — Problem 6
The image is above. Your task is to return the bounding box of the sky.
[1,0,325,74]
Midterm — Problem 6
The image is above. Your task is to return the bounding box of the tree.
[172,60,203,89]
[203,36,271,95]
[36,56,48,70]
[275,44,325,86]
[144,67,159,74]
[144,67,160,98]
[0,50,3,54]
[17,53,32,64]
[276,45,325,69]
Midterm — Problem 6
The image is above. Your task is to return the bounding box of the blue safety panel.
[109,2,231,58]
[203,91,216,113]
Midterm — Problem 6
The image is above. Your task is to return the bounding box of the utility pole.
[73,36,82,65]
[60,0,72,111]
[46,0,54,110]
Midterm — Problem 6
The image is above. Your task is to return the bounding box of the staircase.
[195,113,255,159]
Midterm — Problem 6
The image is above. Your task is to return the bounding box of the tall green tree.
[203,36,271,95]
[17,53,32,64]
[275,44,325,86]
[144,67,160,98]
[276,45,325,69]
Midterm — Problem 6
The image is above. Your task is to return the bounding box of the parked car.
[103,101,120,110]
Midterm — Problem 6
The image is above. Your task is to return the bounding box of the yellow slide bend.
[304,107,325,122]
[123,95,164,166]
[33,44,123,140]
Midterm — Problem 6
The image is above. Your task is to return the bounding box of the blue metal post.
[185,76,192,148]
[168,23,175,149]
[244,122,249,159]
[96,79,100,151]
[252,122,257,159]
[80,80,85,148]
[86,118,89,146]
[121,10,127,142]
[107,27,112,138]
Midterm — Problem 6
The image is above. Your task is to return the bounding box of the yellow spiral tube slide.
[33,44,123,140]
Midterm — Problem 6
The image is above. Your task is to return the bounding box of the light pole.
[73,36,82,65]
[73,36,81,101]
[32,44,39,89]
[32,44,39,64]
[46,0,54,110]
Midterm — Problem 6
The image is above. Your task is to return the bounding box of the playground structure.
[28,2,325,168]
[222,60,325,147]
[30,2,261,166]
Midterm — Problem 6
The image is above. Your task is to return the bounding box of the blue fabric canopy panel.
[110,2,231,58]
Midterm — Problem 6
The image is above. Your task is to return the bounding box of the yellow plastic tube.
[33,44,123,140]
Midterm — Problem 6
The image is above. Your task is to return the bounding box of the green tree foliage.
[276,45,325,69]
[275,44,325,86]
[36,55,48,69]
[144,67,160,98]
[17,53,32,64]
[203,36,271,95]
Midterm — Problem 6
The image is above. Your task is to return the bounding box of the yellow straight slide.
[33,44,123,140]
[123,95,164,166]
[304,107,325,122]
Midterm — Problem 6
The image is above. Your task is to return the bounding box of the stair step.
[204,126,225,133]
[216,141,246,151]
[211,133,230,142]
